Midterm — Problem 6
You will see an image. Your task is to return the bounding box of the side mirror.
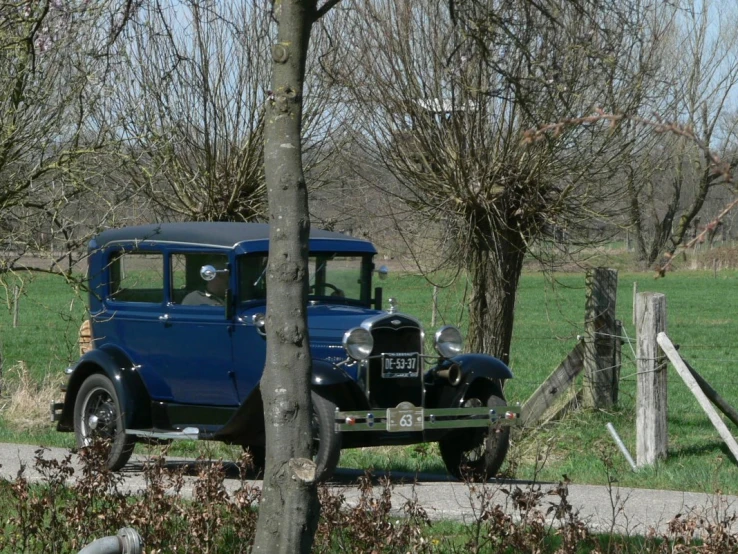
[377,265,389,280]
[200,264,228,281]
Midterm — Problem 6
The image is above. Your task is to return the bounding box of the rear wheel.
[74,374,135,470]
[439,392,510,481]
[311,389,342,481]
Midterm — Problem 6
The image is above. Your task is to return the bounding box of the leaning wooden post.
[635,292,667,467]
[658,333,738,463]
[583,268,619,409]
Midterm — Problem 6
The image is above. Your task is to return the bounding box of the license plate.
[386,407,424,432]
[381,352,419,377]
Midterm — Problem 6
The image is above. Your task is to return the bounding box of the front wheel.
[311,389,342,481]
[74,374,135,470]
[439,392,510,481]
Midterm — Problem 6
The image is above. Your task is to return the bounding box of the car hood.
[307,304,382,364]
[307,304,381,334]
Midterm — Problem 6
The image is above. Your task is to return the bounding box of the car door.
[231,254,268,402]
[98,249,239,407]
[160,251,240,406]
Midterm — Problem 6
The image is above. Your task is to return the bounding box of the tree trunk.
[252,1,319,552]
[467,230,526,365]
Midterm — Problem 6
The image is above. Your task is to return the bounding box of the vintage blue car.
[53,222,519,480]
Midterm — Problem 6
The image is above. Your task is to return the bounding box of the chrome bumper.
[335,404,521,432]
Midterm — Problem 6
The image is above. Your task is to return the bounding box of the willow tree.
[252,0,341,552]
[329,0,669,362]
[107,0,339,223]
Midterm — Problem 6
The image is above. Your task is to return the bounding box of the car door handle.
[159,314,170,321]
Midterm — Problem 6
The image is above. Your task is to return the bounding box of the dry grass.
[682,244,738,270]
[0,361,63,431]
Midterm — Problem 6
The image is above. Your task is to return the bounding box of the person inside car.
[182,260,229,306]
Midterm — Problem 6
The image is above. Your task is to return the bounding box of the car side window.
[171,252,229,307]
[108,252,164,303]
[238,255,268,303]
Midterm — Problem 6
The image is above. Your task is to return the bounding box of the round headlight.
[342,327,374,361]
[434,326,463,358]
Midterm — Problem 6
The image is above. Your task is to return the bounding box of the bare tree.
[626,0,738,265]
[252,0,341,552]
[328,0,653,361]
[0,0,139,274]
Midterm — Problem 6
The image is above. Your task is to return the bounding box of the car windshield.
[238,253,369,304]
[308,254,366,301]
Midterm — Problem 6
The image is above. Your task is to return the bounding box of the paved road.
[1,442,736,536]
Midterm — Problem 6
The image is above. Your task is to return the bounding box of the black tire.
[74,374,135,471]
[311,389,342,482]
[241,444,266,475]
[439,392,510,481]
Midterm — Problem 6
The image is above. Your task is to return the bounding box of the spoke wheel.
[74,374,135,470]
[439,392,510,481]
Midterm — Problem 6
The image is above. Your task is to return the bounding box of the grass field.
[1,262,738,494]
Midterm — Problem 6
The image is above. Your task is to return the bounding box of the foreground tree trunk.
[252,1,320,552]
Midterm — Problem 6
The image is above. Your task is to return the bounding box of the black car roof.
[92,222,374,251]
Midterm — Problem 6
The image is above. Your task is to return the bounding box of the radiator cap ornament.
[387,297,398,314]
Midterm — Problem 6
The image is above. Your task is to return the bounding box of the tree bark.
[467,229,526,365]
[252,1,319,552]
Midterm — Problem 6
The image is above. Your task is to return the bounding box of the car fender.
[311,359,367,410]
[442,353,514,381]
[311,359,354,386]
[216,360,363,443]
[56,346,151,432]
[430,353,513,407]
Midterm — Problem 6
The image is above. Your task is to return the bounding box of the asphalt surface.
[1,442,736,536]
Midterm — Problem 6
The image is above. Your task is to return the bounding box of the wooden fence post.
[583,268,619,409]
[635,292,667,467]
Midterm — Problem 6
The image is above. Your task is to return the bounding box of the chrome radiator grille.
[367,317,423,408]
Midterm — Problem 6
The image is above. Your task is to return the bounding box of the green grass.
[2,267,738,494]
[348,269,738,493]
[424,520,679,553]
[0,272,87,377]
